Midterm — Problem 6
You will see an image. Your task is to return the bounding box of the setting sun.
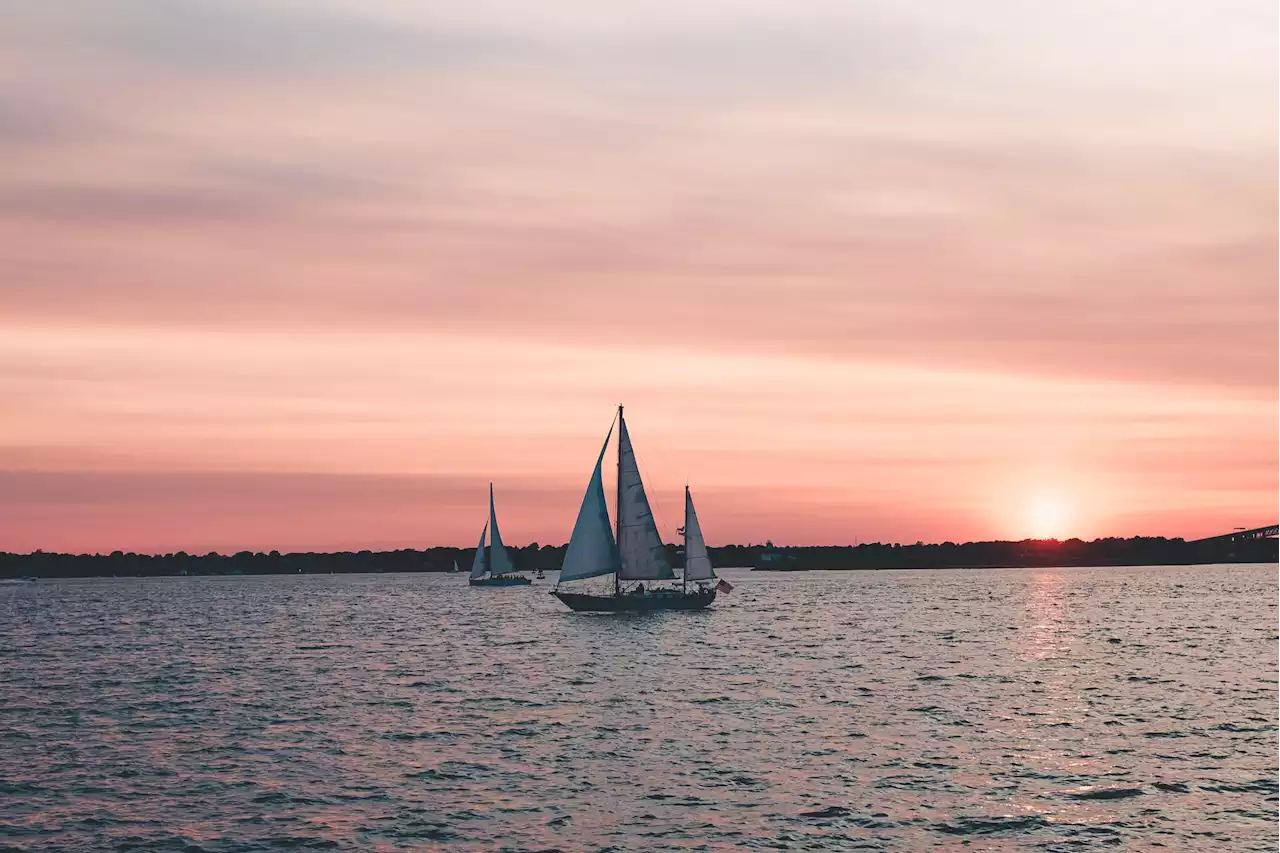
[1027,494,1071,539]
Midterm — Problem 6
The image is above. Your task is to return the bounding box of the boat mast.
[682,485,688,595]
[614,405,623,597]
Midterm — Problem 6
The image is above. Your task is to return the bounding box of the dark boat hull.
[469,575,532,587]
[553,588,716,612]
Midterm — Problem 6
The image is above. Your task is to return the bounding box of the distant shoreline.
[2,535,1274,579]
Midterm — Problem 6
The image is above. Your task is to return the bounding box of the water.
[1,564,1275,852]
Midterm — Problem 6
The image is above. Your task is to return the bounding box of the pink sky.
[1,1,1276,553]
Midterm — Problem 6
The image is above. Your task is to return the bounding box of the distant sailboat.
[449,559,460,573]
[468,484,532,587]
[552,406,730,612]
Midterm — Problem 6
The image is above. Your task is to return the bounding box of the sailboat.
[468,483,532,587]
[552,406,729,612]
[449,559,460,573]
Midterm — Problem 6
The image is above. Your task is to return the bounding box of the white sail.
[558,427,619,583]
[487,483,516,576]
[683,487,715,582]
[469,522,488,579]
[616,415,676,581]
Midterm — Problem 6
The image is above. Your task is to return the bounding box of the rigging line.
[601,405,622,530]
[629,436,674,545]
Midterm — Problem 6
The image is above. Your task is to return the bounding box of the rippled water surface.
[1,564,1276,852]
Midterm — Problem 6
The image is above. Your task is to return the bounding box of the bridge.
[1189,524,1278,544]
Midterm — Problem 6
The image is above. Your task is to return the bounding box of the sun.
[1027,493,1070,539]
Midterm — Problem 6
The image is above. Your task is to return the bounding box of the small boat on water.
[449,559,461,574]
[469,483,531,587]
[552,406,732,612]
[535,569,546,580]
[753,541,799,571]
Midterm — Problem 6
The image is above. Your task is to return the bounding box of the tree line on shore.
[1,536,1274,578]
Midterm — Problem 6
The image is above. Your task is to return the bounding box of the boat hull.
[469,575,532,587]
[553,588,716,612]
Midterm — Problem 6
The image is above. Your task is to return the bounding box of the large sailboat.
[468,484,532,587]
[552,406,730,612]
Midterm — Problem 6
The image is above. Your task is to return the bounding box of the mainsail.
[487,483,516,576]
[616,416,676,581]
[682,487,715,582]
[469,522,488,579]
[558,426,619,583]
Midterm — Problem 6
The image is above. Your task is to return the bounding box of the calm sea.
[1,564,1276,852]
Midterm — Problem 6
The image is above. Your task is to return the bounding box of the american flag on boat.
[716,578,734,594]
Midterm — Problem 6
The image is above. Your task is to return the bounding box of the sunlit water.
[1,564,1276,852]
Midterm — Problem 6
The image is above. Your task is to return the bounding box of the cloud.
[0,185,269,223]
[0,1,1273,549]
[2,0,473,75]
[1,325,1272,539]
[2,124,1273,392]
[0,0,923,114]
[0,99,101,148]
[0,468,578,553]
